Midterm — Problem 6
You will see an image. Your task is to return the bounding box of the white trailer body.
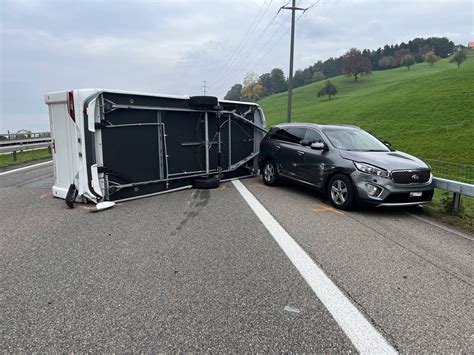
[45,89,265,204]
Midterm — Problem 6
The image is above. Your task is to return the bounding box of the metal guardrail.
[0,142,52,154]
[0,137,52,147]
[0,132,50,141]
[433,177,474,214]
[0,141,52,161]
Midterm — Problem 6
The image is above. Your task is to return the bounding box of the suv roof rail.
[274,122,360,129]
[330,124,360,129]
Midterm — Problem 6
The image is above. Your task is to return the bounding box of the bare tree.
[342,48,372,81]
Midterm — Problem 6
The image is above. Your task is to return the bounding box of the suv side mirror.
[300,139,310,146]
[311,142,327,150]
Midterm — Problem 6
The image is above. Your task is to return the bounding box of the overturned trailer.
[45,89,265,206]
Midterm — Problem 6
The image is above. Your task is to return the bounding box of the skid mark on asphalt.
[172,189,210,236]
[39,192,52,199]
[251,182,270,189]
[312,203,345,216]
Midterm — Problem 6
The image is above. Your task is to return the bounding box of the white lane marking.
[0,160,53,176]
[232,179,397,354]
[404,211,474,241]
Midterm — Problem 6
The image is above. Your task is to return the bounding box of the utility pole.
[201,80,208,96]
[280,0,305,122]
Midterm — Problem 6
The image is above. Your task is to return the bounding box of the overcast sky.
[1,0,472,132]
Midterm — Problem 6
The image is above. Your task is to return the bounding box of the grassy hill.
[259,53,474,182]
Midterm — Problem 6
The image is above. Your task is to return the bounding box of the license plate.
[410,192,423,197]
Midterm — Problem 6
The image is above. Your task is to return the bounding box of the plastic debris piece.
[91,201,115,212]
[284,305,301,314]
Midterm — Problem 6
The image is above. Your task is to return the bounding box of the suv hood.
[339,150,430,171]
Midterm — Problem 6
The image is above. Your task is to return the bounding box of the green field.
[259,53,474,231]
[259,53,474,181]
[0,148,51,168]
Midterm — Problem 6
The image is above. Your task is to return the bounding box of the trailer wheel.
[65,184,78,209]
[189,96,218,109]
[192,176,220,189]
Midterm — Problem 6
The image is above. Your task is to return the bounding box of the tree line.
[224,37,459,102]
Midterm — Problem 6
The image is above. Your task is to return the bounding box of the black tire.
[192,176,220,189]
[65,184,78,209]
[262,160,279,186]
[189,96,218,109]
[327,174,356,210]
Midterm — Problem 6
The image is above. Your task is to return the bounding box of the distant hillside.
[258,53,474,171]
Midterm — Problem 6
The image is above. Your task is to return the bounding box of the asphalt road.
[1,162,472,352]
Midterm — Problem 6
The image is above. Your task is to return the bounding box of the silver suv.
[258,123,434,210]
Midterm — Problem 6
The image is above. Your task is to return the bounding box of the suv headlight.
[354,162,389,178]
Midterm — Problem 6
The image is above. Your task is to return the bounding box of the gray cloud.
[1,0,472,132]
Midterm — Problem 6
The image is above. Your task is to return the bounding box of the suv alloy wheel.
[262,160,279,186]
[328,174,356,210]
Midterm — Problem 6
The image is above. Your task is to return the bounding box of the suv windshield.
[322,128,389,152]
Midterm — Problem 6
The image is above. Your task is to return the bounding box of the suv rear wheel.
[262,160,279,186]
[328,174,355,210]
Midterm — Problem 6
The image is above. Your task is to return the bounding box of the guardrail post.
[452,192,461,215]
[12,150,17,161]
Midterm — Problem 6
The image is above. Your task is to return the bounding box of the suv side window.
[271,128,287,141]
[304,129,323,143]
[285,127,306,144]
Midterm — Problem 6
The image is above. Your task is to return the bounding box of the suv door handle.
[275,145,281,149]
[297,151,305,155]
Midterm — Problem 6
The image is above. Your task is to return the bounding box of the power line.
[213,0,276,90]
[249,10,302,72]
[215,0,322,97]
[212,0,273,85]
[213,2,290,92]
[214,1,296,93]
[219,2,305,91]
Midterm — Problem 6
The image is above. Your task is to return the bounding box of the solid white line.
[232,180,397,354]
[404,211,474,241]
[0,160,53,176]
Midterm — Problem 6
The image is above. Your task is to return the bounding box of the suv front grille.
[391,170,431,184]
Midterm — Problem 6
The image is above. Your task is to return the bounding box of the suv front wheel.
[262,160,279,186]
[328,174,356,210]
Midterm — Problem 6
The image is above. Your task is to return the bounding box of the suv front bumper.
[350,170,435,206]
